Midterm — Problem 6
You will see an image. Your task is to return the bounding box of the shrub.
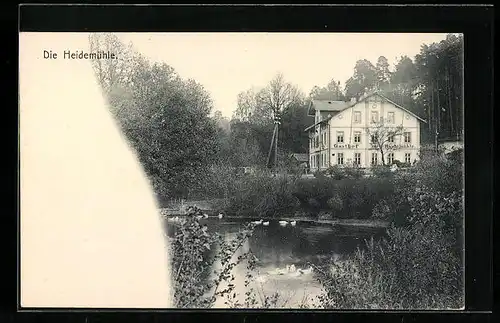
[169,207,305,308]
[392,159,403,167]
[327,193,343,212]
[325,165,345,180]
[342,165,365,179]
[170,206,256,308]
[195,164,238,199]
[223,170,299,218]
[371,165,393,178]
[254,173,301,217]
[293,177,336,212]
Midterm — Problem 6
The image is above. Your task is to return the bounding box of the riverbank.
[160,209,389,229]
[280,217,389,228]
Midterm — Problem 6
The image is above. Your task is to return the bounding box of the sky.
[118,33,449,118]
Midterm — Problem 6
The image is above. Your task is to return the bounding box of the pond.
[164,217,386,308]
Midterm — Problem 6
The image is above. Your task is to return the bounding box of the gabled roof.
[361,91,428,123]
[304,91,427,132]
[291,153,309,162]
[307,100,347,116]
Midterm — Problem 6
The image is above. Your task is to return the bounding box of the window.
[354,153,361,165]
[387,153,394,164]
[387,112,395,124]
[354,111,361,123]
[404,132,412,143]
[354,131,361,143]
[371,152,378,166]
[371,134,378,144]
[388,134,395,143]
[337,153,344,165]
[337,131,344,143]
[405,153,411,164]
[371,111,379,123]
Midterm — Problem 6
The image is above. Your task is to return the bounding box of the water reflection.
[165,218,384,308]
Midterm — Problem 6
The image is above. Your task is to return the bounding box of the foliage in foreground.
[314,153,464,309]
[170,206,302,308]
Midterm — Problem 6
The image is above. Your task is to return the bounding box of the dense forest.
[89,33,463,199]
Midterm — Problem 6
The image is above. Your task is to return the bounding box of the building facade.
[305,92,426,171]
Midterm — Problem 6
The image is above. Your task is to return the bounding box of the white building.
[305,91,426,171]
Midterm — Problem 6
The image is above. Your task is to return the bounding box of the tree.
[375,56,391,89]
[88,33,220,199]
[88,33,135,94]
[232,73,303,169]
[279,97,312,154]
[260,72,301,119]
[414,34,463,143]
[365,118,405,166]
[380,56,419,114]
[309,79,345,101]
[345,59,378,100]
[226,120,268,167]
[234,87,273,126]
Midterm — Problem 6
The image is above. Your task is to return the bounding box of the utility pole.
[266,113,281,170]
[274,113,281,170]
[266,126,277,168]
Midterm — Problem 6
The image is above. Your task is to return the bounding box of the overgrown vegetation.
[168,151,463,309]
[202,165,395,220]
[313,150,464,309]
[170,206,311,308]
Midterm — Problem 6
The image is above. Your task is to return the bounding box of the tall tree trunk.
[430,80,438,150]
[436,79,441,139]
[446,67,454,137]
[380,148,385,166]
[430,81,435,137]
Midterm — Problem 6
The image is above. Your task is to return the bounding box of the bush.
[327,193,343,211]
[392,159,403,167]
[371,165,393,178]
[315,186,464,309]
[325,165,345,180]
[195,164,238,199]
[342,165,365,179]
[170,206,256,308]
[293,177,336,212]
[223,170,299,218]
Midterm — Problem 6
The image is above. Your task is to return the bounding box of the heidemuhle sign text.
[369,143,415,150]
